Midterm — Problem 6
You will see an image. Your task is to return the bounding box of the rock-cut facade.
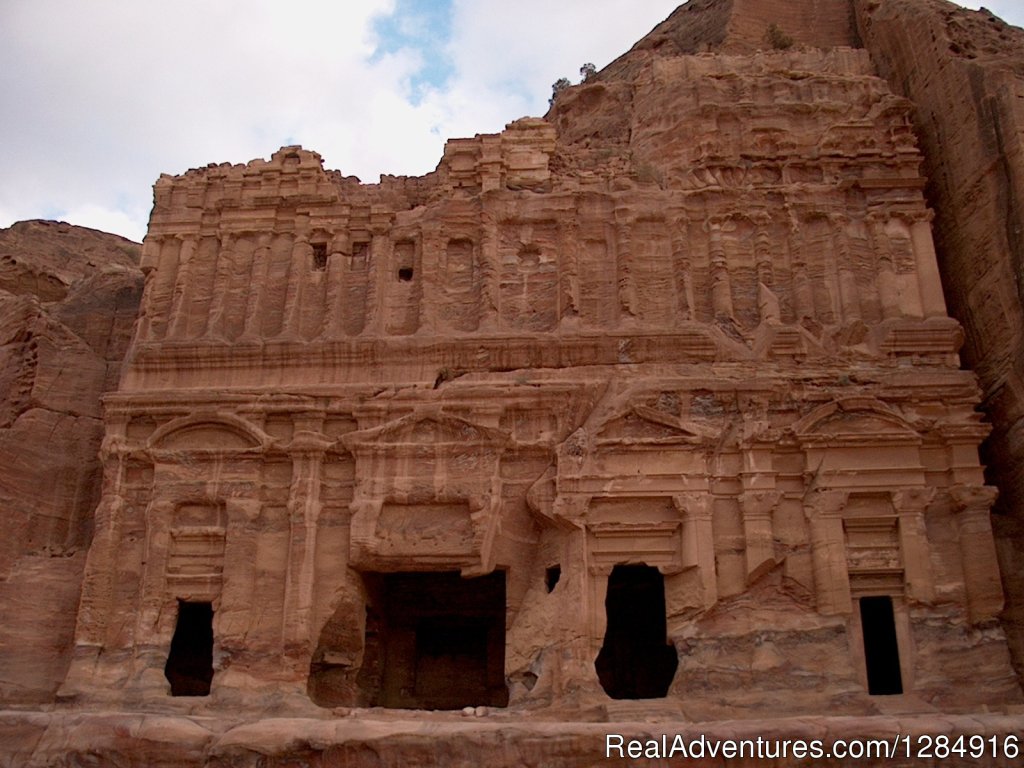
[58,2,1024,719]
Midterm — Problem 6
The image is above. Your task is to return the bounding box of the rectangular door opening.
[596,564,678,699]
[164,600,214,696]
[356,571,508,709]
[859,595,903,695]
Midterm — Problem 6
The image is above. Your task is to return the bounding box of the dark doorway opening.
[596,564,677,699]
[357,571,508,709]
[164,601,214,696]
[860,595,903,695]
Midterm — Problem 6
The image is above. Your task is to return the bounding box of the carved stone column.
[323,231,350,339]
[138,236,179,341]
[909,211,948,318]
[950,485,1004,622]
[167,234,199,338]
[806,490,851,615]
[892,487,935,603]
[204,232,234,339]
[281,237,311,339]
[831,215,862,323]
[788,223,815,322]
[241,233,272,340]
[707,221,735,320]
[676,493,717,608]
[740,490,781,583]
[68,421,131,650]
[282,424,331,655]
[868,216,901,320]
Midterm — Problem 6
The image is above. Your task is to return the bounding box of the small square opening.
[398,267,414,281]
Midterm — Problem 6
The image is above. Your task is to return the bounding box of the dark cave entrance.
[164,600,214,696]
[358,571,508,709]
[596,564,678,699]
[859,595,903,695]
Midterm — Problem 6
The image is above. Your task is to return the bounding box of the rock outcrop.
[0,221,142,705]
[854,0,1024,682]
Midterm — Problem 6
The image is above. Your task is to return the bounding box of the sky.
[1,1,1021,243]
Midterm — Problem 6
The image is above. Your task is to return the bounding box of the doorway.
[164,600,214,696]
[357,571,508,709]
[596,564,678,699]
[859,595,903,695]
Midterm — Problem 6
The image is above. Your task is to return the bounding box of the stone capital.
[949,484,999,514]
[286,431,334,458]
[804,489,848,519]
[674,492,712,519]
[892,487,935,514]
[739,490,781,517]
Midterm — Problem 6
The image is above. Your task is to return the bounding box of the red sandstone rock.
[7,1,1024,766]
[855,0,1024,685]
[0,220,142,705]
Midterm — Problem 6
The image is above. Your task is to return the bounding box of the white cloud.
[58,204,148,243]
[0,1,1021,242]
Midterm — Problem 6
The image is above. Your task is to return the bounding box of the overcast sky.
[1,1,1021,243]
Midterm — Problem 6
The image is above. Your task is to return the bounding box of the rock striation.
[855,0,1024,683]
[0,220,142,705]
[5,0,1024,765]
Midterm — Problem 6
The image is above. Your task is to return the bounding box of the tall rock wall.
[854,0,1024,677]
[0,221,143,705]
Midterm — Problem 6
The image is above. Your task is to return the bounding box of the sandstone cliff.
[0,220,142,704]
[854,0,1024,678]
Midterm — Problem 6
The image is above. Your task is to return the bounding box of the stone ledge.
[2,709,1022,767]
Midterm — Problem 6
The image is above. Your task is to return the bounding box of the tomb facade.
[56,3,1023,720]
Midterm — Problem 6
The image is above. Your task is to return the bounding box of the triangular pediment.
[596,406,706,445]
[342,412,509,450]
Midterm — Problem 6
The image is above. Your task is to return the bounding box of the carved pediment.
[148,414,268,453]
[596,406,712,446]
[794,398,920,446]
[342,412,509,452]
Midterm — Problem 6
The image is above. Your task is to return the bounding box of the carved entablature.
[584,496,684,575]
[342,412,510,574]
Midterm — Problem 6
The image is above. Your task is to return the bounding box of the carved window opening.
[311,243,328,271]
[164,600,214,696]
[351,241,369,268]
[545,564,561,593]
[596,564,677,699]
[357,571,508,710]
[859,595,903,695]
[398,267,414,281]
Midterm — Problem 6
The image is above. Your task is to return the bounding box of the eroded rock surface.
[855,0,1024,683]
[0,220,142,705]
[7,0,1024,766]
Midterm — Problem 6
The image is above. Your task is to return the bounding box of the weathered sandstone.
[0,221,143,706]
[5,0,1024,766]
[855,0,1024,682]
